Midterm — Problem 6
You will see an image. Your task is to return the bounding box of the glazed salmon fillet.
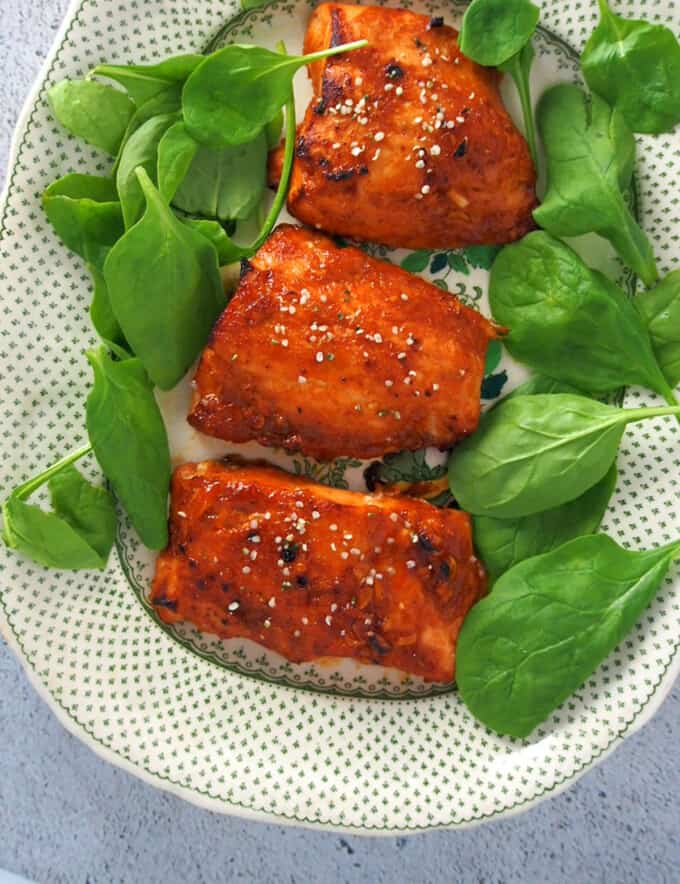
[151,460,487,682]
[269,3,537,249]
[189,225,498,461]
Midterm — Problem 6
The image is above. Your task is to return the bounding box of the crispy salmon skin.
[189,225,498,460]
[151,460,487,682]
[269,3,537,249]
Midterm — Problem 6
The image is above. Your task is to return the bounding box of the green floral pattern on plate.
[0,0,678,832]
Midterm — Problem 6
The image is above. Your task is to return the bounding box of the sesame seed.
[298,375,307,384]
[422,55,433,67]
[397,352,407,360]
[469,91,475,99]
[268,596,276,608]
[344,533,353,540]
[312,510,320,520]
[432,383,440,391]
[431,144,441,156]
[264,619,271,628]
[415,159,425,169]
[401,293,409,301]
[351,146,363,156]
[456,115,465,123]
[355,76,363,86]
[345,98,354,106]
[315,351,324,363]
[374,131,385,142]
[341,551,349,560]
[331,603,338,612]
[350,548,361,556]
[332,142,340,150]
[407,560,416,569]
[325,615,333,626]
[384,83,394,91]
[372,148,381,161]
[228,601,240,612]
[421,184,431,195]
[294,629,301,638]
[385,379,393,387]
[242,566,251,574]
[390,513,398,522]
[330,524,338,531]
[281,339,288,347]
[374,332,383,343]
[395,86,403,96]
[302,617,309,625]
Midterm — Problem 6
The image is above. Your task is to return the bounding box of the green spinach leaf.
[156,121,198,203]
[1,447,116,570]
[489,232,673,401]
[42,173,125,343]
[116,112,178,228]
[182,219,248,266]
[43,173,123,269]
[104,168,225,390]
[85,345,171,549]
[473,464,617,584]
[115,86,183,169]
[504,375,585,399]
[48,79,135,156]
[182,40,366,148]
[459,0,539,65]
[447,393,680,518]
[581,0,680,135]
[635,270,680,388]
[89,264,125,344]
[534,84,658,287]
[172,131,268,221]
[457,534,680,737]
[92,55,203,106]
[498,42,538,165]
[459,0,539,164]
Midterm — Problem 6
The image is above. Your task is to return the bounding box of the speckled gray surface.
[1,2,679,882]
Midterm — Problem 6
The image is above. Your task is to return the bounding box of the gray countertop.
[0,2,678,882]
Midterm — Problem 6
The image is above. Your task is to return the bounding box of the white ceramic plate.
[0,0,678,833]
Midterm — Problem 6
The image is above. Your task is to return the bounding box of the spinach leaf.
[156,121,198,202]
[92,55,203,106]
[182,40,366,148]
[504,375,585,399]
[172,132,268,221]
[89,264,125,344]
[43,173,123,269]
[265,109,284,148]
[459,0,539,165]
[183,219,247,266]
[47,79,135,156]
[447,393,680,518]
[635,270,680,388]
[115,86,183,168]
[103,168,224,390]
[581,0,680,135]
[85,346,171,549]
[116,112,178,228]
[534,84,658,287]
[459,0,539,65]
[473,464,617,584]
[489,232,673,401]
[1,447,116,570]
[457,534,680,737]
[42,173,125,343]
[498,42,538,166]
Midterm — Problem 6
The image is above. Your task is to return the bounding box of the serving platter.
[0,0,678,832]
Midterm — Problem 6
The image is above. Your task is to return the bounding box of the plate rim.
[1,0,678,834]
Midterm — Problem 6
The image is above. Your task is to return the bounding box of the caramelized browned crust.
[268,3,537,249]
[188,225,498,460]
[151,460,487,682]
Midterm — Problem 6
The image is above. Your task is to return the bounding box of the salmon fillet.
[269,2,537,249]
[151,460,487,682]
[189,225,498,461]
